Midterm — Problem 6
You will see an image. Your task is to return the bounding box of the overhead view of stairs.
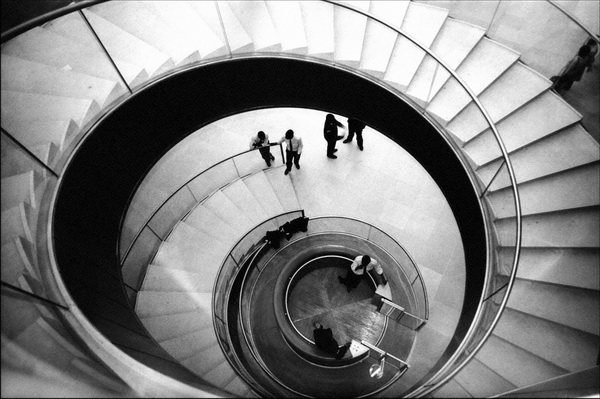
[1,0,598,397]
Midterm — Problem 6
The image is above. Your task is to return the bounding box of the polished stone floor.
[287,257,386,346]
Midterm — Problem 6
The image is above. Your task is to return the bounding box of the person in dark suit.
[323,114,345,159]
[313,322,351,359]
[344,118,366,151]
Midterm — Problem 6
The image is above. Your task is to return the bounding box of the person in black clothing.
[323,114,345,159]
[313,322,351,359]
[344,118,366,151]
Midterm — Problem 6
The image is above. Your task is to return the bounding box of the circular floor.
[287,256,387,347]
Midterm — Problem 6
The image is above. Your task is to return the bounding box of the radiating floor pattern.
[287,257,386,346]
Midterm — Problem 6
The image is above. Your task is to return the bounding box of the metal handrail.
[324,1,522,396]
[546,1,600,42]
[119,143,283,264]
[308,215,429,320]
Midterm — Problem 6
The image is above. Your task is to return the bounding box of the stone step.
[464,91,582,167]
[494,307,599,372]
[333,1,370,67]
[476,124,598,191]
[500,247,599,291]
[215,2,254,54]
[496,207,599,248]
[1,55,125,108]
[383,2,448,91]
[448,62,551,144]
[427,38,520,125]
[141,264,213,293]
[89,1,201,66]
[221,178,270,226]
[265,1,308,53]
[147,1,227,60]
[300,1,335,59]
[487,162,599,218]
[228,1,281,52]
[139,310,213,342]
[242,170,286,216]
[264,167,301,212]
[1,171,36,211]
[158,325,218,361]
[136,291,212,318]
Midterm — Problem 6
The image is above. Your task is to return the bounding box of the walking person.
[323,114,345,159]
[343,117,366,151]
[249,130,275,167]
[278,129,303,175]
[553,44,592,92]
[338,255,387,292]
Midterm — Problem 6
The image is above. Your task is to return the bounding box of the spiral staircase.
[1,1,599,397]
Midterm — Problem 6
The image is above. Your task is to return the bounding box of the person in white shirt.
[278,129,303,175]
[338,255,386,292]
[249,130,275,167]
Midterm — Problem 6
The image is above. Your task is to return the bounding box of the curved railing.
[217,213,422,396]
[117,143,284,298]
[14,0,597,395]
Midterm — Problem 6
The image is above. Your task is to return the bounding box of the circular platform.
[287,255,387,347]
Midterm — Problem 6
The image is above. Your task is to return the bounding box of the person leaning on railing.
[249,130,275,167]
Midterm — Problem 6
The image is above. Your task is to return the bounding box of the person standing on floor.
[278,129,303,175]
[323,113,345,159]
[344,117,366,151]
[249,130,275,167]
[338,255,387,292]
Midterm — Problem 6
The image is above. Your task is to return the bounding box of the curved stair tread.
[1,171,36,211]
[228,1,281,52]
[221,178,269,225]
[359,15,398,77]
[89,1,201,66]
[407,17,485,104]
[494,307,599,372]
[499,247,599,291]
[1,119,78,151]
[158,326,219,361]
[465,91,582,164]
[81,10,174,77]
[496,207,599,248]
[141,264,213,293]
[153,240,222,280]
[475,334,568,391]
[1,26,140,84]
[300,1,334,59]
[263,167,301,212]
[1,204,34,245]
[1,237,37,284]
[427,37,520,124]
[136,291,212,318]
[487,162,599,218]
[476,124,599,190]
[242,171,286,215]
[442,357,517,398]
[180,344,227,378]
[265,1,308,53]
[385,2,449,91]
[140,310,213,342]
[1,90,100,128]
[504,278,599,336]
[448,62,552,142]
[215,2,254,54]
[184,205,240,249]
[202,190,255,233]
[333,1,369,66]
[148,1,227,60]
[1,55,125,108]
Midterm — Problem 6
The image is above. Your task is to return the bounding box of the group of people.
[249,113,368,175]
[553,38,597,93]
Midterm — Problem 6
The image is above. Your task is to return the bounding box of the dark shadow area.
[53,57,486,392]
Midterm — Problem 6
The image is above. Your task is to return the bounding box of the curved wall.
[53,56,486,382]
